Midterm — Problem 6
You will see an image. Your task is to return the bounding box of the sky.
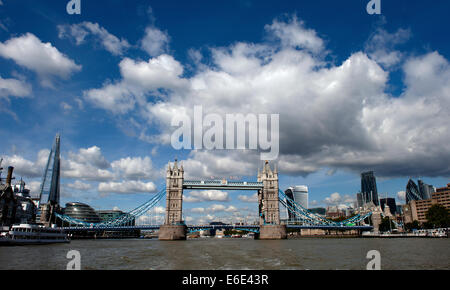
[0,0,449,225]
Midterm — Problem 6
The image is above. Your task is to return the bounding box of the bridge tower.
[159,159,187,240]
[257,161,287,239]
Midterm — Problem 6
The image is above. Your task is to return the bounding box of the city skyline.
[1,0,450,225]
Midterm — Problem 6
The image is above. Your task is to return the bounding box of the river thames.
[0,238,449,270]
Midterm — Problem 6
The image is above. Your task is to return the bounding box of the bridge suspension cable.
[56,186,166,227]
[278,189,372,226]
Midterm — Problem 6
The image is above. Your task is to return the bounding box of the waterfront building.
[403,183,450,224]
[97,210,135,226]
[361,171,379,206]
[63,202,101,225]
[285,185,308,221]
[309,207,326,216]
[13,180,36,224]
[380,198,397,215]
[326,206,346,219]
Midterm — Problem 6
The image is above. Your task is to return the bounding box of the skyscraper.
[356,192,363,208]
[418,179,435,200]
[285,185,308,220]
[406,179,435,203]
[379,198,397,215]
[361,171,379,206]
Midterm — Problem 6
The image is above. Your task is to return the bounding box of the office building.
[403,183,450,224]
[309,207,326,216]
[380,198,397,215]
[406,179,436,203]
[361,171,379,206]
[285,186,308,220]
[63,202,101,225]
[418,179,435,200]
[97,210,135,226]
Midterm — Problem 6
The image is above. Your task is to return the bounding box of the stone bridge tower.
[257,161,287,239]
[165,159,184,225]
[159,159,187,240]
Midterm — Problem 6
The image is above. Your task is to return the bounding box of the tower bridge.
[160,159,285,240]
[55,158,374,240]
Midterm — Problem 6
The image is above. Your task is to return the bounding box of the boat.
[0,224,70,246]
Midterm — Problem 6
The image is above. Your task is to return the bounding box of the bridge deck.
[183,180,263,190]
[62,225,373,231]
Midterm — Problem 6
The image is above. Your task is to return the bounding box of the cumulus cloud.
[81,15,450,179]
[2,149,50,178]
[397,191,406,202]
[365,27,411,68]
[84,54,187,113]
[183,190,230,202]
[58,22,130,56]
[323,192,355,206]
[140,27,170,57]
[0,33,81,86]
[62,146,115,181]
[238,193,258,203]
[265,15,324,54]
[67,180,92,191]
[111,156,157,180]
[98,180,157,194]
[0,76,32,99]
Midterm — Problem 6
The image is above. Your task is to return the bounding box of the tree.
[379,217,396,232]
[426,204,450,228]
[405,220,420,232]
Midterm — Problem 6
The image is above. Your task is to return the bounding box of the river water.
[0,238,449,270]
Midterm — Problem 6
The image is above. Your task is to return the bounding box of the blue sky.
[0,0,449,224]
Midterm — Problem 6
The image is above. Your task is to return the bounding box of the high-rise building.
[356,192,363,208]
[361,171,379,206]
[406,179,435,203]
[379,198,397,215]
[418,179,435,200]
[406,179,421,203]
[285,185,308,220]
[403,183,450,224]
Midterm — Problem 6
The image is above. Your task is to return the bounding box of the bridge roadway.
[183,180,264,190]
[62,224,373,232]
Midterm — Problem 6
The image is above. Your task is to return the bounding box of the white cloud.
[98,180,157,194]
[111,156,156,180]
[365,28,411,68]
[397,191,406,201]
[58,22,130,56]
[140,27,170,57]
[82,15,450,178]
[0,33,81,86]
[323,193,355,206]
[238,193,258,203]
[62,146,113,181]
[67,180,92,191]
[183,190,230,202]
[265,15,324,54]
[2,149,50,178]
[84,54,187,113]
[0,76,32,99]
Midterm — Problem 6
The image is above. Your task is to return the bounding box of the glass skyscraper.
[406,179,435,203]
[361,171,379,206]
[285,185,308,220]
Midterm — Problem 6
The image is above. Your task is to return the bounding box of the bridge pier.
[258,224,287,240]
[158,225,187,240]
